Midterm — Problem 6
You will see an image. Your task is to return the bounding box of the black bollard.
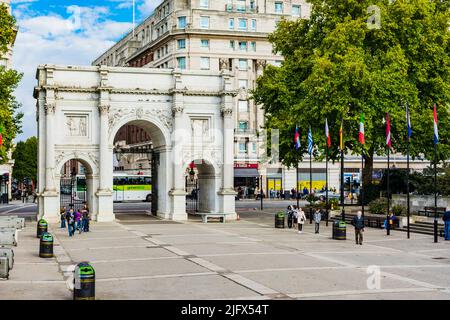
[39,233,54,258]
[74,262,95,300]
[36,219,48,238]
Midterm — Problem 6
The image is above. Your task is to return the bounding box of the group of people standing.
[286,205,323,234]
[60,203,90,237]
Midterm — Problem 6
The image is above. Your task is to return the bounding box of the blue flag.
[308,126,313,155]
[406,103,412,140]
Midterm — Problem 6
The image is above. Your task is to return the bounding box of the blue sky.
[11,0,162,141]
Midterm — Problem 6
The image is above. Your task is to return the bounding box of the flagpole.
[325,143,329,227]
[433,104,438,243]
[407,133,410,239]
[309,153,313,224]
[132,0,136,39]
[387,145,391,236]
[340,148,345,221]
[296,164,299,208]
[361,150,364,218]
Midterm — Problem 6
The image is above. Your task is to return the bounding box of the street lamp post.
[70,167,76,209]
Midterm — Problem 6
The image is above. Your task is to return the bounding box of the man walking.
[443,210,450,241]
[314,208,322,234]
[352,211,365,245]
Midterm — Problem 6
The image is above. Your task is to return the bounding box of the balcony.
[225,4,259,13]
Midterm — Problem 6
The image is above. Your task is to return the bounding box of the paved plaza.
[2,210,450,300]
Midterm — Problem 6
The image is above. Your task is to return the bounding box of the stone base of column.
[40,191,59,223]
[96,190,115,222]
[218,188,237,220]
[169,189,187,221]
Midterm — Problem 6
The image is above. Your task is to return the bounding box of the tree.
[12,137,37,183]
[253,0,450,188]
[0,3,23,163]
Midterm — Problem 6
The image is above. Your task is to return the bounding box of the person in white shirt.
[297,207,306,233]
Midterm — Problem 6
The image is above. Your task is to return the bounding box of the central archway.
[109,115,172,219]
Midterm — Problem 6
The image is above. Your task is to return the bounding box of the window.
[178,16,186,28]
[236,0,246,12]
[239,59,248,70]
[292,5,301,17]
[200,39,210,48]
[239,142,247,153]
[238,18,247,30]
[238,100,249,112]
[200,16,210,29]
[229,18,234,30]
[238,79,248,89]
[200,57,210,70]
[252,142,257,153]
[250,41,256,51]
[177,57,186,69]
[275,2,283,13]
[251,19,257,31]
[200,0,209,8]
[230,40,235,50]
[177,39,186,49]
[239,121,249,130]
[239,41,247,51]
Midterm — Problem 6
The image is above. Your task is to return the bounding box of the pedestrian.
[297,207,306,234]
[60,206,66,229]
[351,211,365,245]
[32,190,37,203]
[443,210,450,240]
[66,208,76,237]
[75,209,82,234]
[314,208,322,234]
[286,205,293,229]
[81,203,90,232]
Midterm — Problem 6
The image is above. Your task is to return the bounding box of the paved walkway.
[2,211,450,300]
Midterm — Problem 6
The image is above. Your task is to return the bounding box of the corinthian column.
[44,102,56,192]
[98,104,110,191]
[221,107,234,191]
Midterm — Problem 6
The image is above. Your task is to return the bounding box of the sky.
[10,0,162,141]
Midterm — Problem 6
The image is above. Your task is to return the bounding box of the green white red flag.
[359,113,365,145]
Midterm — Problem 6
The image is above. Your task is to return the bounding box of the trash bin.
[332,220,346,240]
[74,262,95,300]
[0,256,9,279]
[0,246,14,270]
[39,233,54,258]
[275,211,285,228]
[36,219,48,238]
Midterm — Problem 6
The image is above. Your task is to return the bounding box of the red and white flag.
[325,118,331,148]
[359,113,365,145]
[386,113,392,148]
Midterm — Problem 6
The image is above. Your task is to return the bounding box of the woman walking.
[66,208,76,237]
[297,207,306,234]
[60,206,66,229]
[286,205,294,229]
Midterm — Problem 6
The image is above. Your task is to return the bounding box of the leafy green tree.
[0,3,23,163]
[253,0,450,187]
[12,137,37,183]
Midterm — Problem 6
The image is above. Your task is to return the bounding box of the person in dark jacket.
[443,210,450,240]
[351,211,365,245]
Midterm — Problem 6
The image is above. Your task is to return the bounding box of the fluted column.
[222,107,234,191]
[44,102,56,192]
[98,104,110,192]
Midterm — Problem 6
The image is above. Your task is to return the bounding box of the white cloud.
[138,0,160,16]
[11,5,132,141]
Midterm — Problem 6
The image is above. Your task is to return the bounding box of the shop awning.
[234,168,259,178]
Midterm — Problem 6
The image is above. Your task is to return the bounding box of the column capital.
[98,104,110,115]
[221,107,233,117]
[44,102,56,115]
[172,105,184,115]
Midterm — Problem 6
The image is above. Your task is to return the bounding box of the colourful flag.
[339,121,343,150]
[406,103,412,140]
[359,113,365,145]
[325,118,331,148]
[307,126,313,155]
[433,104,439,145]
[0,126,3,147]
[294,125,301,150]
[386,113,392,148]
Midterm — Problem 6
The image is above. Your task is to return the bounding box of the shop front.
[234,163,259,199]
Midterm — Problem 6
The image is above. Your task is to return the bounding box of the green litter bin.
[74,262,95,300]
[332,220,346,240]
[39,232,54,258]
[36,219,48,238]
[275,211,285,229]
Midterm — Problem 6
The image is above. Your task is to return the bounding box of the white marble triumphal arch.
[34,65,237,223]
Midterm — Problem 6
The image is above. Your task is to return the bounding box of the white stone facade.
[34,65,237,223]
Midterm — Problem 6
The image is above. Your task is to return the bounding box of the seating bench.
[196,213,226,223]
[418,207,446,217]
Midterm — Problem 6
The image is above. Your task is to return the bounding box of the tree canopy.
[12,137,37,183]
[0,3,23,164]
[253,0,450,184]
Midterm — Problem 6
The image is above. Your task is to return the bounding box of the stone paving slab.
[67,246,178,262]
[0,282,71,300]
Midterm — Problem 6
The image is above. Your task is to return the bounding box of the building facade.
[93,0,430,198]
[0,0,17,201]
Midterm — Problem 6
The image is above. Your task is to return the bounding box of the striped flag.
[308,126,313,155]
[0,126,3,147]
[406,103,412,140]
[325,118,331,148]
[433,104,439,145]
[294,125,301,150]
[386,113,392,148]
[339,121,343,150]
[359,113,365,145]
